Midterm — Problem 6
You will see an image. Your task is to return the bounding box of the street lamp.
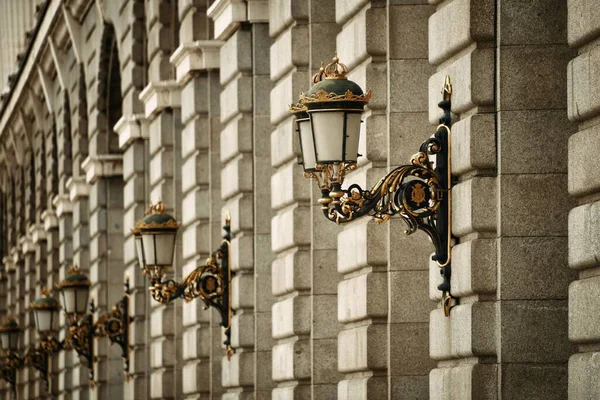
[0,316,23,397]
[134,201,234,359]
[290,56,456,316]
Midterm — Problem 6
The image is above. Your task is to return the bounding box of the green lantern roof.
[57,265,91,289]
[135,200,179,231]
[298,56,371,110]
[0,316,20,333]
[30,288,60,311]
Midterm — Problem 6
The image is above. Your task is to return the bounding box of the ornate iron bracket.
[93,277,131,380]
[25,336,63,391]
[64,312,95,386]
[148,217,234,359]
[311,76,456,316]
[0,352,23,398]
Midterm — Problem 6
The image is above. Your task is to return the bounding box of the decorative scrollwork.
[147,218,234,359]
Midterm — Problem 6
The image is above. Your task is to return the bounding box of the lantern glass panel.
[61,287,89,315]
[0,332,8,350]
[142,233,176,267]
[34,309,56,333]
[343,113,362,163]
[134,235,145,270]
[6,331,19,351]
[310,111,345,163]
[297,118,316,170]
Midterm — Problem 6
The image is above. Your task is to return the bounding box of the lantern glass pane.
[311,111,345,163]
[142,234,157,266]
[298,119,316,170]
[76,288,90,315]
[35,309,55,333]
[135,236,145,270]
[0,332,7,350]
[61,288,76,314]
[154,233,177,266]
[343,113,362,163]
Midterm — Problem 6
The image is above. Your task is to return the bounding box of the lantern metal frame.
[20,268,132,393]
[0,316,23,398]
[291,57,456,316]
[134,202,234,359]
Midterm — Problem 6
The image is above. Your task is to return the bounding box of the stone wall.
[0,0,594,399]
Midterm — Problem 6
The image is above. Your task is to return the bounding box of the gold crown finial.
[41,287,51,297]
[146,200,167,215]
[442,76,452,101]
[311,55,349,83]
[67,264,81,275]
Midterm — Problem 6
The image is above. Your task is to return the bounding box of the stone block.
[569,352,600,399]
[499,174,571,237]
[270,160,310,210]
[337,5,386,69]
[180,75,210,125]
[338,324,387,373]
[390,376,429,400]
[452,177,497,237]
[429,48,494,123]
[390,270,434,323]
[272,340,310,381]
[271,205,311,253]
[232,273,254,309]
[269,71,310,126]
[149,150,174,185]
[222,351,255,387]
[181,188,210,227]
[429,303,496,361]
[338,376,387,399]
[500,300,574,363]
[271,249,311,296]
[230,312,255,348]
[220,76,253,124]
[502,364,568,400]
[429,364,498,400]
[499,110,573,174]
[231,232,254,272]
[569,124,600,197]
[223,194,254,233]
[270,25,309,82]
[181,221,211,259]
[569,201,600,270]
[221,154,254,199]
[568,46,600,122]
[182,361,211,394]
[181,116,211,160]
[270,118,298,168]
[500,237,573,300]
[500,0,568,46]
[150,338,176,368]
[388,112,432,167]
[268,0,308,38]
[220,29,252,85]
[567,0,600,47]
[389,4,432,60]
[338,272,387,323]
[335,0,369,25]
[390,323,435,376]
[337,219,387,274]
[208,0,247,41]
[389,59,433,113]
[498,45,573,111]
[429,0,494,65]
[451,113,496,175]
[450,238,497,298]
[220,115,253,163]
[272,294,310,339]
[569,276,600,343]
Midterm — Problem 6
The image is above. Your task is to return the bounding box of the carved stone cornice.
[207,0,247,40]
[81,154,123,184]
[170,41,224,85]
[41,209,58,232]
[65,176,90,201]
[139,81,181,119]
[114,114,149,149]
[52,194,72,217]
[29,224,46,244]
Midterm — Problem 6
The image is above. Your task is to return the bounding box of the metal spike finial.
[442,75,452,101]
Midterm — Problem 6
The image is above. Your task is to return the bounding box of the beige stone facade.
[0,0,595,399]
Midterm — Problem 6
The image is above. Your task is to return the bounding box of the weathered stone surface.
[569,201,600,270]
[452,177,497,237]
[430,364,498,400]
[567,0,600,47]
[569,352,600,399]
[569,276,600,343]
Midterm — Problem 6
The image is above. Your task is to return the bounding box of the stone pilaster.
[268,1,311,397]
[566,1,600,398]
[115,115,150,399]
[172,1,224,394]
[140,78,183,399]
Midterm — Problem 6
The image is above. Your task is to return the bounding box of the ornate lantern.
[131,227,146,272]
[57,265,91,317]
[299,56,371,166]
[0,317,20,352]
[289,105,317,171]
[134,201,179,278]
[30,288,60,333]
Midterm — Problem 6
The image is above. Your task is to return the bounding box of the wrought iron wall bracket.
[0,352,23,397]
[25,336,63,391]
[147,218,234,359]
[309,76,456,316]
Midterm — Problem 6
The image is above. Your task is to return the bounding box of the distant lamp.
[134,203,235,359]
[30,288,60,333]
[290,56,456,316]
[0,317,20,353]
[135,200,179,278]
[57,265,91,318]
